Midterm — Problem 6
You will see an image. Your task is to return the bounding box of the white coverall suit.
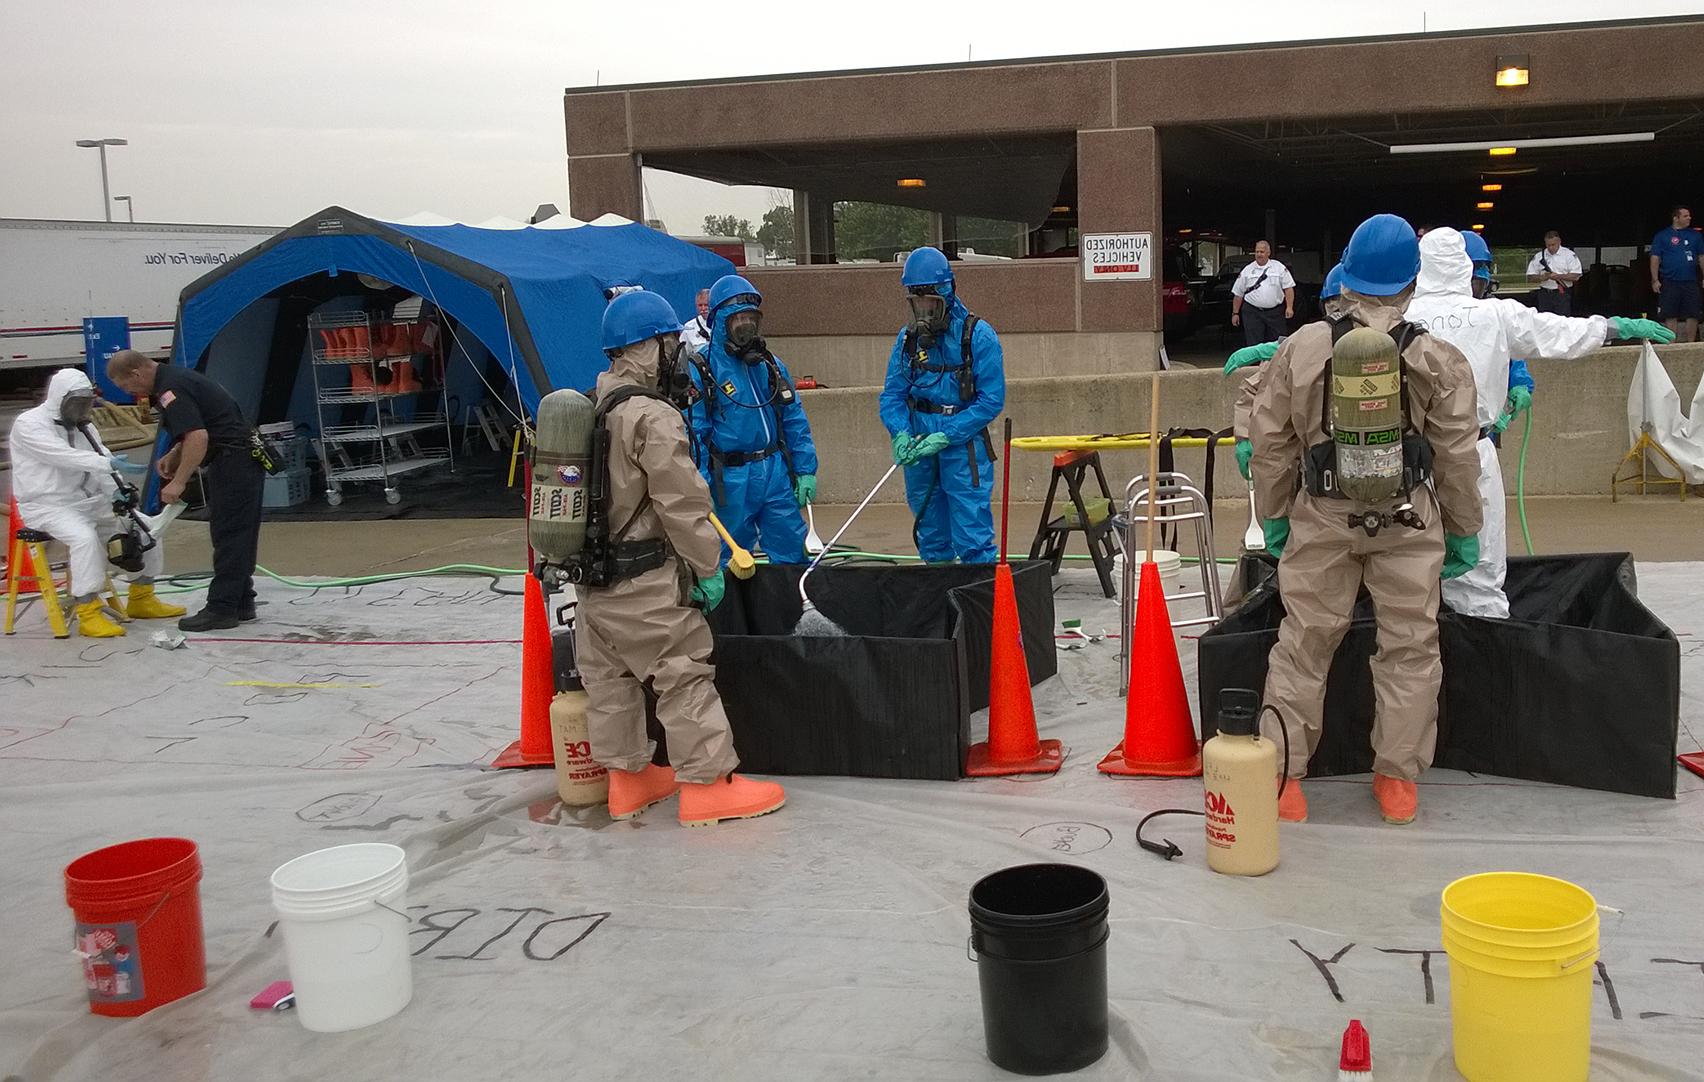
[1250,291,1483,781]
[575,343,741,784]
[9,369,163,598]
[1405,227,1613,619]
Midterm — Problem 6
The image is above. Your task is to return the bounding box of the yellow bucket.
[1440,872,1600,1082]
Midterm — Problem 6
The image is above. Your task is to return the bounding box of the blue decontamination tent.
[172,206,735,413]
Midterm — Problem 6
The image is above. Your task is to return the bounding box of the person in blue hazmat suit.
[686,274,818,565]
[879,247,1006,563]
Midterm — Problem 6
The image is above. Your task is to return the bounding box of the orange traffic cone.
[965,562,1063,776]
[491,574,557,768]
[5,497,43,597]
[1098,560,1201,777]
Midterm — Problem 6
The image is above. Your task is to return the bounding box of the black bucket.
[968,863,1110,1075]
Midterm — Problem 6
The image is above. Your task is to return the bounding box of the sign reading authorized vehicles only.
[1080,232,1153,281]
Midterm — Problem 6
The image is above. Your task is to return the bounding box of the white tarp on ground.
[1629,343,1704,484]
[2,568,1702,1081]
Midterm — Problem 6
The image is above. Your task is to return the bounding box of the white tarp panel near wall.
[2,569,1702,1080]
[1629,342,1704,484]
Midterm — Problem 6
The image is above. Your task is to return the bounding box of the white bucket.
[1118,549,1185,598]
[1151,550,1183,595]
[270,843,413,1033]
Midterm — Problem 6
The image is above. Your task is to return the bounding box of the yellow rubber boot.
[125,583,186,620]
[75,599,126,638]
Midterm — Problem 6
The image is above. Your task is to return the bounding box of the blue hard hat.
[901,246,953,291]
[1321,263,1345,300]
[1339,214,1421,296]
[1461,230,1492,265]
[708,274,762,320]
[601,290,681,352]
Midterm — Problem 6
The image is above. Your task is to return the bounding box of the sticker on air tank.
[74,922,144,1004]
[529,483,587,523]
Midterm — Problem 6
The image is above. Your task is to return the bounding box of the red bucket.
[64,838,206,1017]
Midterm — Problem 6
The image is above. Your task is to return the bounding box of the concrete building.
[565,17,1704,501]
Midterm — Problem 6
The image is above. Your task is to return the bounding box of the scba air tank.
[1202,689,1279,877]
[1331,326,1406,504]
[528,389,596,564]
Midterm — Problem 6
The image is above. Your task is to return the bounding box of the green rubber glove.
[1442,533,1480,580]
[1263,517,1290,559]
[1492,386,1532,435]
[1234,438,1253,480]
[793,474,817,507]
[1223,341,1279,376]
[910,432,951,460]
[1611,316,1677,344]
[690,569,726,611]
[891,433,916,466]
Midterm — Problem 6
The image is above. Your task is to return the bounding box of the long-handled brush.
[793,462,900,635]
[708,512,756,579]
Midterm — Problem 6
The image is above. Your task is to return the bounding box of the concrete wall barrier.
[795,342,1704,504]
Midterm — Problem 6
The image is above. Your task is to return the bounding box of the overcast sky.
[2,1,1698,233]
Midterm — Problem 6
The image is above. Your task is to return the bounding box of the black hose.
[1135,701,1293,863]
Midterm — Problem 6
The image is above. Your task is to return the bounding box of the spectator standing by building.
[1650,206,1702,342]
[679,288,712,353]
[1230,240,1295,347]
[1526,231,1582,316]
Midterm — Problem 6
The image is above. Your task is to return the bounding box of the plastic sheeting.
[2,566,1701,1081]
[1628,343,1704,484]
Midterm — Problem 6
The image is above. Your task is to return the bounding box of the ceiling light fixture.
[1481,183,1503,192]
[1390,132,1653,155]
[1494,55,1530,88]
[1476,201,1495,210]
[897,177,926,188]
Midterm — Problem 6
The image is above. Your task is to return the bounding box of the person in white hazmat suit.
[1405,227,1675,618]
[7,369,185,636]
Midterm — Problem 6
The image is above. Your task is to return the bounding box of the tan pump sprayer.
[1201,688,1279,876]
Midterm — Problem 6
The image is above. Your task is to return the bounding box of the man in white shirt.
[1526,230,1582,316]
[679,288,712,353]
[1230,240,1296,346]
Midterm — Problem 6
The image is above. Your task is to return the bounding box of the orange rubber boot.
[678,774,786,828]
[1276,776,1308,823]
[1372,773,1417,825]
[607,764,679,820]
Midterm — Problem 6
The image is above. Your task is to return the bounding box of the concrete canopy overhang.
[642,134,1077,226]
[1163,99,1704,242]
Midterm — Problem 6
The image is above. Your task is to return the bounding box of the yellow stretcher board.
[1010,433,1213,453]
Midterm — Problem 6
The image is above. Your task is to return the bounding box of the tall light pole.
[113,195,134,222]
[74,138,128,221]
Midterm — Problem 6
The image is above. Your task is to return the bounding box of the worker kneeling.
[687,275,817,565]
[568,290,784,826]
[8,370,185,637]
[1249,214,1483,826]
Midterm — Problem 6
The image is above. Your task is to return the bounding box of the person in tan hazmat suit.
[578,289,785,827]
[1248,214,1482,826]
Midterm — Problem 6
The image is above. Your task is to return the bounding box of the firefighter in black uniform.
[107,349,265,631]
